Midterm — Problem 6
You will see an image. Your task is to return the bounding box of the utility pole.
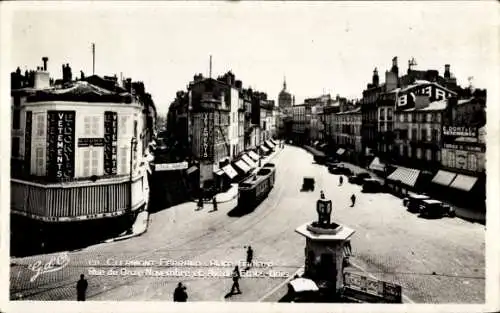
[209,55,212,79]
[92,43,95,75]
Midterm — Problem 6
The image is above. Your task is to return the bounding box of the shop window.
[426,149,432,161]
[468,154,478,172]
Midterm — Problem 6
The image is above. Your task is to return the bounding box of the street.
[10,145,485,303]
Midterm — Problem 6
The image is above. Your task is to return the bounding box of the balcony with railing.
[11,174,147,222]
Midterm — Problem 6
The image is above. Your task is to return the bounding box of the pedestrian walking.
[230,266,242,295]
[246,246,253,268]
[320,190,325,199]
[76,274,88,301]
[212,196,218,211]
[350,194,356,207]
[197,196,204,211]
[339,176,343,186]
[173,282,188,302]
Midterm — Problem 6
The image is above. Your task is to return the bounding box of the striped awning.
[386,166,421,187]
[260,145,270,154]
[234,160,251,174]
[431,170,457,187]
[186,166,198,175]
[221,165,238,179]
[265,140,275,149]
[270,139,277,145]
[343,241,352,258]
[248,151,260,161]
[241,154,257,168]
[214,169,225,176]
[450,174,478,192]
[368,157,385,172]
[336,148,345,155]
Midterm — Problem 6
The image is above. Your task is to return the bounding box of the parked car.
[362,178,384,193]
[419,199,456,218]
[328,164,339,173]
[348,172,371,185]
[330,164,352,176]
[403,194,430,213]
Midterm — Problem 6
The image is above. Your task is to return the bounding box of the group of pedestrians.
[337,175,357,207]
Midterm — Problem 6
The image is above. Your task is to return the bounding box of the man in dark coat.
[197,196,204,211]
[212,196,218,211]
[173,282,188,302]
[351,194,356,207]
[230,266,241,294]
[76,274,88,301]
[246,246,253,268]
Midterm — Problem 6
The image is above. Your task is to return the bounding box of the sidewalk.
[329,161,486,224]
[106,211,150,243]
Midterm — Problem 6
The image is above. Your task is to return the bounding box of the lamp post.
[316,195,333,226]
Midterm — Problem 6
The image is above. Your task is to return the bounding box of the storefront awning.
[368,157,385,172]
[386,166,421,187]
[260,145,270,154]
[234,160,252,174]
[450,174,478,192]
[336,148,346,155]
[248,151,260,161]
[214,169,225,176]
[431,170,457,187]
[241,154,257,168]
[221,165,238,179]
[265,140,275,149]
[186,165,199,175]
[270,139,277,145]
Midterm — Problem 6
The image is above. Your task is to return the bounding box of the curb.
[105,213,150,243]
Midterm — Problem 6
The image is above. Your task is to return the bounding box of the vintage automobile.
[362,178,384,193]
[348,172,371,185]
[302,177,315,191]
[419,199,456,218]
[328,164,339,173]
[329,164,353,176]
[403,194,430,213]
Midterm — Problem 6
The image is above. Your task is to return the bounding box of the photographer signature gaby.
[27,253,70,282]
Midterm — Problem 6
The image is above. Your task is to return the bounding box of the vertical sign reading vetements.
[24,111,32,174]
[46,111,75,181]
[104,111,118,175]
[199,112,214,161]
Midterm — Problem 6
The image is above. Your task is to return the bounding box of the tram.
[238,163,276,211]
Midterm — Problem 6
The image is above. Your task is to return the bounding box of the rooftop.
[403,99,447,112]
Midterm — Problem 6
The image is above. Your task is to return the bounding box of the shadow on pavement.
[227,204,256,217]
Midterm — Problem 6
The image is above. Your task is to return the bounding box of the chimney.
[444,64,451,79]
[372,67,379,87]
[391,57,399,76]
[235,80,242,89]
[42,57,48,71]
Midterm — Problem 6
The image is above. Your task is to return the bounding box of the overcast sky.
[7,1,499,115]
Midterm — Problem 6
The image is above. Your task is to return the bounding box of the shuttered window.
[35,147,45,176]
[120,146,129,175]
[83,116,102,137]
[83,150,90,177]
[35,113,45,137]
[81,148,102,177]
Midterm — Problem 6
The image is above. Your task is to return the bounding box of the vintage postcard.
[1,1,499,313]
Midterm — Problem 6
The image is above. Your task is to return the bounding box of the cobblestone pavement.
[10,145,484,303]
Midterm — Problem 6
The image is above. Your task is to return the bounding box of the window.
[35,146,44,176]
[432,129,439,142]
[408,113,412,122]
[421,129,427,142]
[448,151,456,168]
[468,154,477,171]
[35,113,45,137]
[412,129,417,141]
[399,114,404,122]
[426,113,431,122]
[84,116,102,137]
[120,146,129,175]
[81,148,102,177]
[417,148,422,159]
[12,137,20,158]
[426,149,432,161]
[380,108,385,120]
[387,108,393,120]
[119,115,130,136]
[437,113,441,123]
[13,109,21,130]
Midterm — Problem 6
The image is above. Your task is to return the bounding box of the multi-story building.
[291,103,312,145]
[333,106,362,164]
[11,59,153,249]
[305,94,332,143]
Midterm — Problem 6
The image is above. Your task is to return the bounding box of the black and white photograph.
[1,1,499,313]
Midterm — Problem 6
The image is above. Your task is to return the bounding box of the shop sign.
[443,126,477,137]
[155,161,188,171]
[104,111,118,175]
[444,143,484,153]
[200,112,214,161]
[46,111,75,180]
